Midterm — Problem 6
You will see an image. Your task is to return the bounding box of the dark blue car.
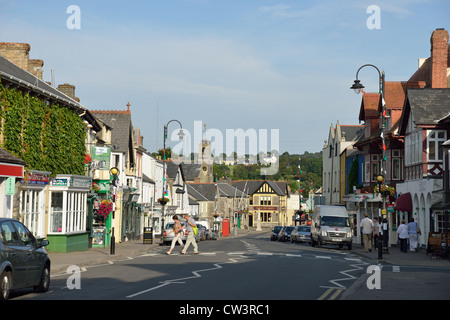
[0,218,50,300]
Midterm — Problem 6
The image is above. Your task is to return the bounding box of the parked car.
[162,222,187,245]
[0,218,50,300]
[197,219,212,240]
[278,226,294,242]
[197,224,207,241]
[291,225,311,244]
[162,221,201,245]
[271,226,283,241]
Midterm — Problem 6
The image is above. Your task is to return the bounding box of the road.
[13,232,371,301]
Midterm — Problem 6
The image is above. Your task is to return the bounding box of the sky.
[0,0,449,157]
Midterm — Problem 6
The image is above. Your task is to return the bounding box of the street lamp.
[351,64,386,176]
[161,120,184,236]
[352,64,388,258]
[109,166,120,255]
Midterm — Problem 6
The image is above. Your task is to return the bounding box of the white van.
[310,205,352,250]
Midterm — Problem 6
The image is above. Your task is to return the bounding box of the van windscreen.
[320,216,349,227]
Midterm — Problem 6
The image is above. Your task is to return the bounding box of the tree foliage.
[213,151,322,197]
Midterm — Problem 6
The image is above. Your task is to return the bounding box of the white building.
[323,121,363,205]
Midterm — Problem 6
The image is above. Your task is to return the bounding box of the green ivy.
[0,80,86,176]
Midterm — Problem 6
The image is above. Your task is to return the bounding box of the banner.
[91,146,111,170]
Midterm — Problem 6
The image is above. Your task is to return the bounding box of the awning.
[394,192,412,212]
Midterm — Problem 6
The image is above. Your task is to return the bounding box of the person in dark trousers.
[397,220,408,253]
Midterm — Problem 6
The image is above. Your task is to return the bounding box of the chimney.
[0,42,31,71]
[57,83,76,99]
[430,28,449,88]
[28,59,44,80]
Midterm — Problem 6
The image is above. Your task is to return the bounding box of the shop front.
[18,170,51,239]
[46,174,92,253]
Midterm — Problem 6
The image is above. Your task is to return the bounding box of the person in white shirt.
[360,214,374,253]
[397,220,408,253]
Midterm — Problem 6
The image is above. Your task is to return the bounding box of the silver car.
[291,225,311,244]
[162,222,200,245]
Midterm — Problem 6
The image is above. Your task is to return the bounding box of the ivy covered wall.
[0,81,86,175]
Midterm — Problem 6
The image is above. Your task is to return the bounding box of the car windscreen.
[273,226,282,232]
[299,227,311,232]
[320,216,350,227]
[285,226,294,232]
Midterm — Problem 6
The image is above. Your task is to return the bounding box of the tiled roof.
[359,93,380,122]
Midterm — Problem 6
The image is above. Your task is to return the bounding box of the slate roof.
[90,110,134,153]
[186,182,247,202]
[0,55,100,131]
[232,180,288,196]
[0,147,26,166]
[181,163,201,181]
[399,88,450,135]
[186,183,215,201]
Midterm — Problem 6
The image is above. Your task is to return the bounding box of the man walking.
[360,213,374,253]
[181,214,198,255]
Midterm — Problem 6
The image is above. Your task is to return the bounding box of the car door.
[11,221,43,286]
[0,221,28,289]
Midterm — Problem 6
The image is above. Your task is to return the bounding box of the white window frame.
[48,191,87,234]
[427,130,446,162]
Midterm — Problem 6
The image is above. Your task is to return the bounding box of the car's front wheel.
[34,263,50,293]
[0,270,11,300]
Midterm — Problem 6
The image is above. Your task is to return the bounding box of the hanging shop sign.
[91,147,111,170]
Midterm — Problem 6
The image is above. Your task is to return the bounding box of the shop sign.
[51,178,68,186]
[91,146,111,170]
[253,206,277,211]
[71,177,92,188]
[5,177,15,195]
[21,172,50,185]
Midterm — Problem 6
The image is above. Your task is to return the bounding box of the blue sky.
[0,0,449,156]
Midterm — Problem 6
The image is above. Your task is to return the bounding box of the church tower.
[199,125,213,183]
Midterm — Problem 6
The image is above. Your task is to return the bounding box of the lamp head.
[110,167,120,176]
[177,129,185,140]
[351,80,365,94]
[376,174,384,183]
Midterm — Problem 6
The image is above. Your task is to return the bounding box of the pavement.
[47,229,450,300]
[342,243,450,300]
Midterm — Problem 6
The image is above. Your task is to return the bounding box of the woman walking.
[166,215,184,255]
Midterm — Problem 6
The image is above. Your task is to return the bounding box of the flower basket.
[374,184,395,197]
[158,197,170,205]
[98,200,113,219]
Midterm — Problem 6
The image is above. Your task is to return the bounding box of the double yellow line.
[317,288,344,300]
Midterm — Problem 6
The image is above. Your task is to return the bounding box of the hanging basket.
[158,197,170,206]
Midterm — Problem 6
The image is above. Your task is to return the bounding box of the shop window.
[50,192,63,232]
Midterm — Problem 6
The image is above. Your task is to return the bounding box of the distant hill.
[213,151,322,198]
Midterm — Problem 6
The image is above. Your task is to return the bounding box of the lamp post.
[376,174,384,259]
[109,166,120,255]
[352,64,387,258]
[161,120,184,235]
[298,160,302,225]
